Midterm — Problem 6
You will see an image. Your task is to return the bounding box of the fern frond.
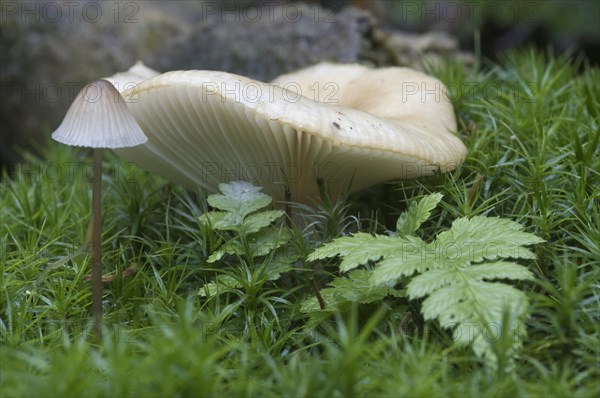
[309,233,419,273]
[434,216,541,262]
[306,193,544,369]
[406,261,534,298]
[396,192,443,236]
[371,216,543,284]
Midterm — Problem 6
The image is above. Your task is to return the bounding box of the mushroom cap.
[113,63,466,204]
[52,79,148,148]
[103,61,160,92]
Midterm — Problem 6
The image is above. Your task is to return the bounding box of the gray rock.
[146,3,374,80]
[0,1,471,167]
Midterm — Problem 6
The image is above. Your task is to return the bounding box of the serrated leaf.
[368,237,432,284]
[247,227,291,257]
[329,269,404,303]
[207,181,271,220]
[462,262,535,282]
[309,233,412,272]
[435,216,544,264]
[241,210,285,235]
[260,255,296,281]
[198,275,240,297]
[207,227,291,263]
[199,257,294,297]
[198,211,227,228]
[300,269,403,314]
[396,193,443,236]
[407,261,534,299]
[420,282,529,331]
[418,280,530,369]
[199,210,246,231]
[405,268,465,298]
[200,181,289,264]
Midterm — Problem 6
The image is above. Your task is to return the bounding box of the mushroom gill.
[110,62,467,206]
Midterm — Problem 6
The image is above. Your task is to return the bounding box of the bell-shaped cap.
[52,79,147,148]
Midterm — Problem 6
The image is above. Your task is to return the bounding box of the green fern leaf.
[207,227,291,263]
[419,282,529,325]
[371,216,543,284]
[242,210,285,235]
[434,216,542,263]
[307,193,544,369]
[367,237,434,284]
[406,262,534,298]
[300,269,404,313]
[308,233,410,272]
[396,192,443,236]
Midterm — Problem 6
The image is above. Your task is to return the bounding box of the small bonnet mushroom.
[52,79,147,328]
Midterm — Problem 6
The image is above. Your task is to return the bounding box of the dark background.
[1,0,599,170]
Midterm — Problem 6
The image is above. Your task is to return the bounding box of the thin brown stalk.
[91,148,103,332]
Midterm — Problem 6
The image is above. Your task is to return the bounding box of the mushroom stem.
[91,148,104,330]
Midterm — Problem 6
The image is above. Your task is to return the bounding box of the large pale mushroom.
[52,79,147,328]
[110,62,466,206]
[104,60,160,91]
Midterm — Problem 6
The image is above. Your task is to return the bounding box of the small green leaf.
[435,216,545,264]
[208,227,291,263]
[207,249,228,263]
[300,269,403,314]
[241,210,285,235]
[207,181,272,220]
[308,233,406,272]
[260,255,296,281]
[396,192,443,236]
[200,211,250,233]
[199,257,295,297]
[198,211,227,229]
[248,228,291,256]
[198,275,240,297]
[200,182,284,235]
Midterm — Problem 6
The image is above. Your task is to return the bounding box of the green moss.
[1,50,598,396]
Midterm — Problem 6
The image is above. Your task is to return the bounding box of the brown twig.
[312,279,326,310]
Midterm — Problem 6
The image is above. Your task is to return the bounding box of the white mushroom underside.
[115,68,466,205]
